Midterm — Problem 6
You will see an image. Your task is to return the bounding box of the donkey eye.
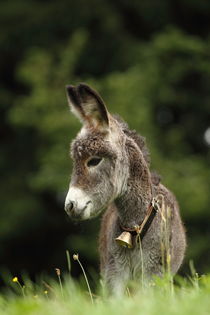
[87,157,102,167]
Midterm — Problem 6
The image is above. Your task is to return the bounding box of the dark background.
[1,0,210,284]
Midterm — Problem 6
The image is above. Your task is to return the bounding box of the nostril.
[65,201,75,214]
[69,201,74,211]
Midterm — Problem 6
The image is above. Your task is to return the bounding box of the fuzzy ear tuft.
[66,83,109,130]
[66,85,86,122]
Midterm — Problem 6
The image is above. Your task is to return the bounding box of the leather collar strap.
[120,197,159,239]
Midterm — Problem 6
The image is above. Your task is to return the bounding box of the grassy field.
[0,266,210,315]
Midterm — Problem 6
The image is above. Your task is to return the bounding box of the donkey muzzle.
[65,200,92,220]
[64,186,93,220]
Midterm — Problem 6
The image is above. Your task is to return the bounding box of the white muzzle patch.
[65,186,92,219]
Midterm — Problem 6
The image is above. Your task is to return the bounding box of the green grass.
[1,271,210,315]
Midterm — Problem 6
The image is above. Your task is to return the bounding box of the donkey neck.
[115,139,152,229]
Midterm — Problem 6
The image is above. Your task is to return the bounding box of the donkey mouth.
[65,201,92,221]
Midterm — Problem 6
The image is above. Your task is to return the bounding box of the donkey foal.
[64,83,186,296]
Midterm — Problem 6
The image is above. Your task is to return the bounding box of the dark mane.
[114,114,161,186]
[114,114,150,165]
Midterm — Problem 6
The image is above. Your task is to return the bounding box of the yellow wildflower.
[12,277,18,283]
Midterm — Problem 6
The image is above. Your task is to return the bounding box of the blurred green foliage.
[0,0,210,280]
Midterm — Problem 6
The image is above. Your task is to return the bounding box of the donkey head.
[64,83,129,220]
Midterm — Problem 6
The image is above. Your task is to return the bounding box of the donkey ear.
[66,83,109,130]
[66,85,86,123]
[78,83,109,130]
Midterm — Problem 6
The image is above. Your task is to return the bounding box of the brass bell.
[115,231,133,248]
